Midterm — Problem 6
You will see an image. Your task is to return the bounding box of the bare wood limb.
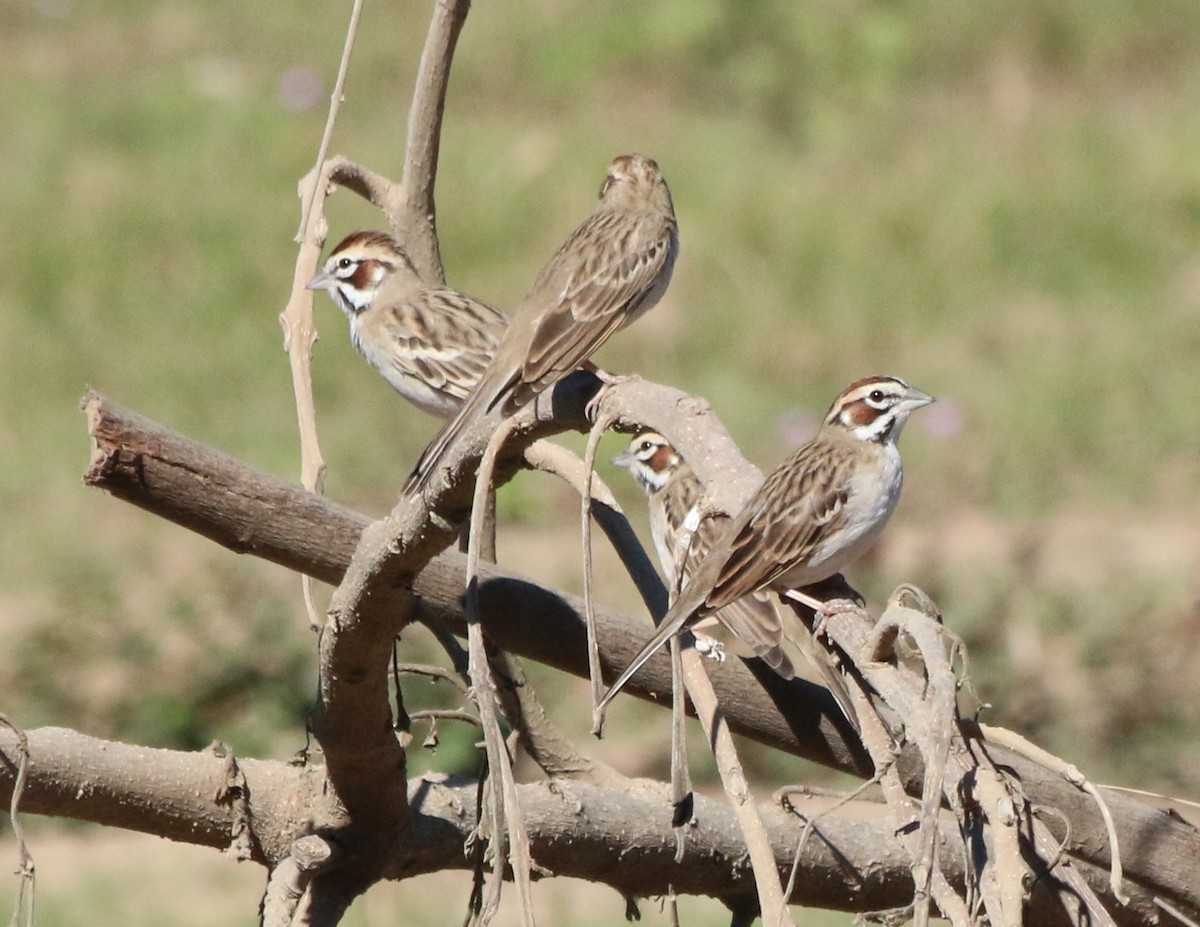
[678,649,794,927]
[489,653,629,788]
[283,0,364,631]
[410,709,481,727]
[396,661,471,697]
[397,0,473,282]
[0,726,1161,924]
[261,836,337,927]
[296,0,366,241]
[523,438,668,619]
[1157,898,1200,927]
[0,714,34,927]
[982,722,1130,905]
[814,596,1122,926]
[847,682,973,926]
[0,727,312,863]
[78,390,1200,920]
[464,418,536,925]
[315,155,405,218]
[581,409,619,715]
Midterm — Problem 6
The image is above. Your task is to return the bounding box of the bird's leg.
[813,598,863,639]
[782,587,825,611]
[581,362,639,422]
[782,588,862,639]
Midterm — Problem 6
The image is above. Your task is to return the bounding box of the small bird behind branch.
[597,376,935,719]
[402,153,679,494]
[307,230,507,418]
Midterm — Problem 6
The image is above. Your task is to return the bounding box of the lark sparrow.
[614,431,858,723]
[613,432,793,673]
[307,230,507,418]
[597,376,934,715]
[403,153,679,493]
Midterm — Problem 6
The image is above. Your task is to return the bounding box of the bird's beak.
[899,386,936,412]
[611,450,633,469]
[306,269,334,292]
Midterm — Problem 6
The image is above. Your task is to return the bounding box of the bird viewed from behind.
[597,376,935,717]
[307,230,507,418]
[403,153,679,494]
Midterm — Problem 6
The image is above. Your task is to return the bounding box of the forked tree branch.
[77,389,1200,925]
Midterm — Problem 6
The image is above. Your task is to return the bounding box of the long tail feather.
[402,367,511,495]
[593,606,691,720]
[594,571,714,720]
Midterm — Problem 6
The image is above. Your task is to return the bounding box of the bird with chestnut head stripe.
[307,230,507,418]
[614,430,859,726]
[597,376,934,719]
[613,432,795,674]
[403,153,678,494]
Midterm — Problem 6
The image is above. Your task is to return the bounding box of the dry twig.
[981,723,1129,906]
[281,0,365,631]
[463,418,536,926]
[0,714,34,927]
[581,406,621,718]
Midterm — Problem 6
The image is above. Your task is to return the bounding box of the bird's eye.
[337,257,354,271]
[869,389,885,403]
[640,441,654,452]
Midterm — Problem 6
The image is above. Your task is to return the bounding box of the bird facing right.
[612,431,796,678]
[597,375,935,717]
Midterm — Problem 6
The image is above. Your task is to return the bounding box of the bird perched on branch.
[614,431,858,725]
[597,376,934,718]
[613,432,793,672]
[307,230,507,418]
[402,153,679,494]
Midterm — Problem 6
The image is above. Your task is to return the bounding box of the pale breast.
[773,442,904,589]
[809,442,903,573]
[349,313,461,418]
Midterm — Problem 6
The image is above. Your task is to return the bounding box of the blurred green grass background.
[2,0,1200,922]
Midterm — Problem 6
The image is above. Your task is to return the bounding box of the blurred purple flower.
[278,66,324,113]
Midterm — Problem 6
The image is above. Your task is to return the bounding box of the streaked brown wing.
[670,496,793,677]
[383,289,506,402]
[516,210,676,402]
[705,442,849,610]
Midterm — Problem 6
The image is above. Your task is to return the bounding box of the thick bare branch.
[0,726,1152,923]
[0,727,314,864]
